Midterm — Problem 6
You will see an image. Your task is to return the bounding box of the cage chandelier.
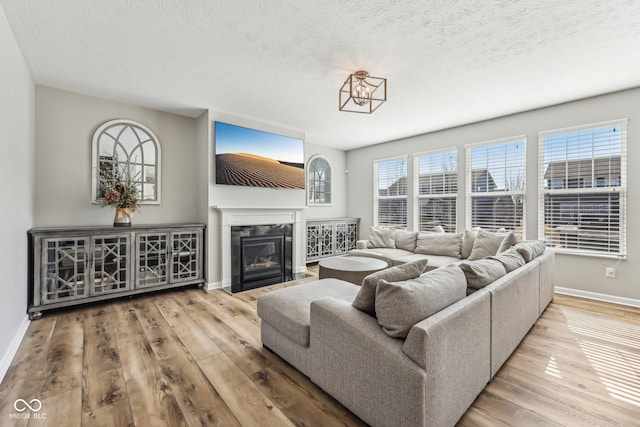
[339,70,386,114]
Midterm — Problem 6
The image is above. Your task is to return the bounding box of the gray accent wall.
[34,86,200,226]
[0,3,34,373]
[346,88,640,301]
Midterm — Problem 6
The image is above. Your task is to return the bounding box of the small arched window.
[307,155,332,205]
[92,119,161,204]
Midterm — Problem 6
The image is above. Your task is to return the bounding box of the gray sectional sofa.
[257,232,554,427]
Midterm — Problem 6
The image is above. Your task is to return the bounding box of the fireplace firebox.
[239,234,285,290]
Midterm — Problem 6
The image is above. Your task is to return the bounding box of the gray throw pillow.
[458,259,507,289]
[351,259,429,315]
[415,233,463,258]
[461,230,477,259]
[395,230,419,252]
[468,230,504,260]
[375,265,466,338]
[497,231,521,254]
[514,240,546,262]
[367,226,396,249]
[489,248,526,273]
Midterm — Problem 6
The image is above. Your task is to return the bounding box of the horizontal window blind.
[538,120,627,257]
[414,149,457,232]
[466,137,526,235]
[374,157,408,228]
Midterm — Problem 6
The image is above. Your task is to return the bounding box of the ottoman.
[257,278,360,377]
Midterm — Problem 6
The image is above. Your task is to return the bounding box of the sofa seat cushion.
[349,248,414,264]
[257,279,359,347]
[392,254,459,270]
[375,265,467,338]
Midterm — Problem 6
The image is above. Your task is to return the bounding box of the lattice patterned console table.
[28,223,205,319]
[306,218,360,262]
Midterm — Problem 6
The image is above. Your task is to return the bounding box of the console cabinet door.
[306,223,321,262]
[170,230,202,283]
[90,234,131,296]
[334,222,348,254]
[320,223,334,257]
[41,237,90,304]
[136,232,169,288]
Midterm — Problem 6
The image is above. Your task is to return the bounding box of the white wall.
[0,3,34,377]
[347,88,640,302]
[34,86,200,226]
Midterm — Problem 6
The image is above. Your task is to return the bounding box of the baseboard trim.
[555,287,640,308]
[0,315,30,383]
[204,281,222,291]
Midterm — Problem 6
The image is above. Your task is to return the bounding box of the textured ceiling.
[2,0,640,150]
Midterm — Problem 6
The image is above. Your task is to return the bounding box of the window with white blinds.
[414,149,457,232]
[538,120,627,257]
[466,137,526,235]
[374,156,408,228]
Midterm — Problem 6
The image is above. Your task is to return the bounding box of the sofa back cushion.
[514,240,546,262]
[375,265,467,338]
[489,248,526,273]
[461,230,477,259]
[415,233,463,258]
[367,226,396,248]
[394,230,418,252]
[458,259,507,289]
[351,259,429,315]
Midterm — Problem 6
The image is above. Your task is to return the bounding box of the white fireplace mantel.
[215,207,307,289]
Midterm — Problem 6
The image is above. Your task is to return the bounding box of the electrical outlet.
[605,267,616,278]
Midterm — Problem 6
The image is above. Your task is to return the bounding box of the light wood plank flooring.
[1,267,639,426]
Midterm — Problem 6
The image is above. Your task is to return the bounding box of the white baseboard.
[0,315,30,383]
[204,281,223,291]
[555,287,640,308]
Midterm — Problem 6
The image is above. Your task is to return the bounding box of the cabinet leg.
[29,311,42,320]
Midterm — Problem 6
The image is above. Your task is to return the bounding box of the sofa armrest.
[355,239,369,249]
[309,297,427,427]
[402,289,491,427]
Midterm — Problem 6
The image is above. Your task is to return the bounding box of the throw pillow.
[514,240,546,262]
[468,230,504,260]
[458,259,507,289]
[367,226,396,249]
[375,265,466,338]
[415,233,463,258]
[461,230,477,259]
[497,231,521,254]
[489,248,526,273]
[351,259,429,315]
[394,230,419,252]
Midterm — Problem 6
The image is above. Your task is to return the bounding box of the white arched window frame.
[307,155,332,205]
[91,119,162,204]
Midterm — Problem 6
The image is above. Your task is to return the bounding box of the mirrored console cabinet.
[28,223,205,319]
[306,218,359,262]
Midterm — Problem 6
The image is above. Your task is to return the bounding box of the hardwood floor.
[2,267,639,426]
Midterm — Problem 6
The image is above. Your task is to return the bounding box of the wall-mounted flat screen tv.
[214,121,305,189]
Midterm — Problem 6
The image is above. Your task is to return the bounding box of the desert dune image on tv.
[214,122,305,189]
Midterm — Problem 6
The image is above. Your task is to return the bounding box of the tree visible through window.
[414,149,457,232]
[538,120,627,256]
[466,137,526,235]
[374,157,408,228]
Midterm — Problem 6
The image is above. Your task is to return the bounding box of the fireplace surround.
[216,207,306,292]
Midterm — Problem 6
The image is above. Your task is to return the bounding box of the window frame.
[413,147,458,233]
[307,154,332,206]
[537,119,627,258]
[465,135,527,235]
[373,155,408,228]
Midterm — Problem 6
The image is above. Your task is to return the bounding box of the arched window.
[92,119,161,204]
[307,155,332,205]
